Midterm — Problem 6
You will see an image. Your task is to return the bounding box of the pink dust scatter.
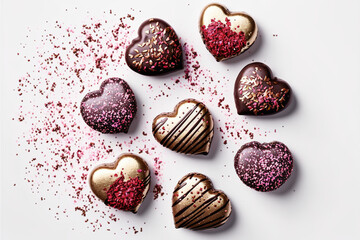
[14,9,154,234]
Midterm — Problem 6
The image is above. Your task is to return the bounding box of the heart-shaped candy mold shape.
[89,154,150,213]
[152,99,214,155]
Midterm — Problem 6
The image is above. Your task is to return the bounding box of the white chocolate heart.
[200,4,258,61]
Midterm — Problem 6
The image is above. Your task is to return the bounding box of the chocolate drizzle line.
[160,103,201,146]
[172,173,231,230]
[152,100,214,155]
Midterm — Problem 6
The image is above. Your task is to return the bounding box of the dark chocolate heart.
[234,62,291,115]
[125,18,183,75]
[89,154,151,213]
[172,173,231,230]
[80,78,137,133]
[200,3,258,61]
[234,141,294,192]
[152,99,214,155]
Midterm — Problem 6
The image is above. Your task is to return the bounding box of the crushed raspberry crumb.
[105,174,145,211]
[201,18,247,60]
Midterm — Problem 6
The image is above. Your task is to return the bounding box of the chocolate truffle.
[172,173,232,230]
[234,141,294,192]
[80,78,137,133]
[152,99,214,155]
[234,62,291,115]
[200,3,258,61]
[125,18,183,75]
[89,154,151,213]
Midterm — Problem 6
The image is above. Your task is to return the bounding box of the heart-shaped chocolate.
[234,141,293,192]
[152,99,214,155]
[200,3,258,61]
[80,78,137,133]
[125,18,183,75]
[89,154,150,213]
[172,173,231,230]
[234,62,291,115]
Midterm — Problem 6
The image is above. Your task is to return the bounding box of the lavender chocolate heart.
[125,18,183,75]
[234,141,294,192]
[234,62,291,115]
[80,78,137,133]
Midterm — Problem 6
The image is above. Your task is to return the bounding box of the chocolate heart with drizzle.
[89,154,150,213]
[80,78,137,133]
[200,3,258,61]
[234,62,291,115]
[152,99,214,155]
[125,18,183,75]
[172,173,232,230]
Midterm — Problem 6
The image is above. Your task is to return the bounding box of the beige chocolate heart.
[89,154,150,213]
[152,99,214,155]
[200,3,258,61]
[172,173,232,230]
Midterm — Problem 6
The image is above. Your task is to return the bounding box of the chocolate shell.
[80,78,137,133]
[89,154,150,213]
[234,62,291,115]
[152,99,214,155]
[125,18,183,75]
[234,141,294,192]
[172,173,232,230]
[200,3,258,61]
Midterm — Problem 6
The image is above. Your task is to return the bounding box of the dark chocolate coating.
[234,62,291,115]
[234,141,293,192]
[80,78,137,134]
[125,18,183,76]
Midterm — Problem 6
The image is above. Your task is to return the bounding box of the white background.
[1,0,360,239]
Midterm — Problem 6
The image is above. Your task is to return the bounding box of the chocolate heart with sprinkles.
[80,78,137,133]
[200,3,258,61]
[89,154,150,213]
[234,62,291,115]
[152,99,214,155]
[125,18,183,75]
[172,173,232,230]
[234,141,294,192]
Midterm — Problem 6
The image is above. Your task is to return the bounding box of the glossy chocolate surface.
[89,154,150,213]
[234,62,291,115]
[200,3,257,61]
[172,173,231,230]
[125,18,183,75]
[152,99,214,155]
[80,78,137,133]
[234,141,293,192]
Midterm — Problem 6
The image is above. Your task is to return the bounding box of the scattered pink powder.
[14,7,280,235]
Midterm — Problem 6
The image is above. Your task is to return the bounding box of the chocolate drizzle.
[152,99,214,155]
[172,173,231,230]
